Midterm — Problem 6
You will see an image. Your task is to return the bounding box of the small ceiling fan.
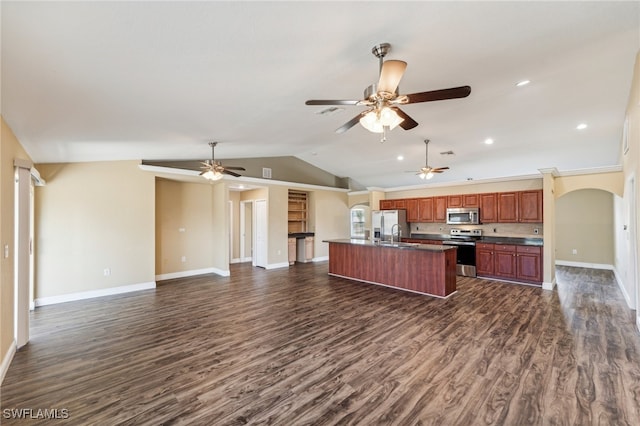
[200,142,245,181]
[416,139,449,180]
[306,43,471,141]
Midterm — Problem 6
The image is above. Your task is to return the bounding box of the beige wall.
[618,50,640,312]
[556,189,614,265]
[267,185,288,266]
[1,118,33,368]
[309,189,350,258]
[35,161,155,298]
[156,179,217,275]
[229,191,240,261]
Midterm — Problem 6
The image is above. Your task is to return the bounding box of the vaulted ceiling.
[2,1,638,189]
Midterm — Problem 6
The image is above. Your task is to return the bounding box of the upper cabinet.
[497,190,543,223]
[380,189,542,224]
[480,193,497,223]
[406,198,420,222]
[447,194,479,208]
[518,190,543,222]
[418,198,435,222]
[434,196,447,222]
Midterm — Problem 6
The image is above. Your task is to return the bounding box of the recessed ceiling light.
[484,138,494,145]
[576,123,588,130]
[397,155,404,161]
[516,80,530,87]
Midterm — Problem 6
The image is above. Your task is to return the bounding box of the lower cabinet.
[475,243,542,284]
[288,238,296,265]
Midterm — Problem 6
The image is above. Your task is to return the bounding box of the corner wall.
[34,161,156,303]
[1,117,33,382]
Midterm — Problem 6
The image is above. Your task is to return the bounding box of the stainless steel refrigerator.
[371,210,409,242]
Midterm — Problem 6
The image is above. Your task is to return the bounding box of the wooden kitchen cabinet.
[405,198,420,222]
[448,194,479,208]
[434,196,447,222]
[476,242,542,284]
[380,199,395,210]
[519,190,543,222]
[475,243,495,276]
[418,197,435,222]
[516,245,542,283]
[497,192,519,222]
[480,193,497,223]
[288,238,297,265]
[494,244,517,279]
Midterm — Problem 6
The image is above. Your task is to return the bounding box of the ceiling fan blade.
[199,170,208,176]
[392,107,418,130]
[432,166,450,172]
[223,169,242,177]
[335,111,367,134]
[404,86,471,104]
[305,99,360,106]
[377,60,407,94]
[223,166,246,171]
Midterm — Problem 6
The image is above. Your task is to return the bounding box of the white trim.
[348,190,370,196]
[240,256,252,263]
[229,257,242,264]
[313,256,329,262]
[542,278,556,291]
[555,260,614,270]
[139,164,350,193]
[1,340,17,385]
[156,267,229,281]
[613,268,633,308]
[328,273,456,299]
[265,262,290,270]
[34,281,156,307]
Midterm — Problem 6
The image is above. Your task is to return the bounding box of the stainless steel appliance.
[371,210,409,243]
[446,207,480,225]
[442,228,482,277]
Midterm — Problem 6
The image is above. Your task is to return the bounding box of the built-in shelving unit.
[288,190,308,233]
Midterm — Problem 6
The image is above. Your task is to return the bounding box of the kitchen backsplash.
[411,222,543,239]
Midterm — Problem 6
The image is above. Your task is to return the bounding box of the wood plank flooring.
[2,263,640,425]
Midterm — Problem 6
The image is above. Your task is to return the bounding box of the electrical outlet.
[533,228,539,234]
[572,249,578,255]
[103,268,111,276]
[181,256,186,263]
[493,228,497,233]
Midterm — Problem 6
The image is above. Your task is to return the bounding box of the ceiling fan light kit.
[199,141,246,181]
[417,139,449,180]
[305,43,471,141]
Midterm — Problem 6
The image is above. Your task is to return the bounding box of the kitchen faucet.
[390,224,401,243]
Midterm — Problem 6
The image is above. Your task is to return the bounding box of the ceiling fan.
[200,142,245,181]
[416,139,449,180]
[305,43,471,141]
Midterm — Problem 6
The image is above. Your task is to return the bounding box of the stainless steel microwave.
[446,207,480,225]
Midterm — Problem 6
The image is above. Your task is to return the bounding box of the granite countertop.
[288,232,315,238]
[409,233,543,247]
[323,238,456,252]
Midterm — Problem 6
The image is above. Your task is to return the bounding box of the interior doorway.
[14,165,33,348]
[254,199,267,268]
[240,200,253,262]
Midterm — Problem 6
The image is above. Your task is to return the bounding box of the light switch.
[3,244,8,259]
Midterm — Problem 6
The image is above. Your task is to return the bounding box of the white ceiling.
[2,1,638,189]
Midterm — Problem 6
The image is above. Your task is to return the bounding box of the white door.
[14,166,31,348]
[240,200,253,262]
[254,199,268,268]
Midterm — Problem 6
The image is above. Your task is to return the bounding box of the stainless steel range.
[442,228,482,277]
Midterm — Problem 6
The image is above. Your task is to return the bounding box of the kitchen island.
[324,239,458,298]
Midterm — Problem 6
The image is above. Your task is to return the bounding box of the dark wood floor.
[2,263,640,425]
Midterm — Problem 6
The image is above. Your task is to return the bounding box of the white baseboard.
[240,257,252,263]
[542,277,556,291]
[555,260,614,270]
[613,267,634,309]
[229,258,242,264]
[34,281,156,307]
[1,340,17,385]
[265,262,290,270]
[313,256,329,262]
[156,267,230,281]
